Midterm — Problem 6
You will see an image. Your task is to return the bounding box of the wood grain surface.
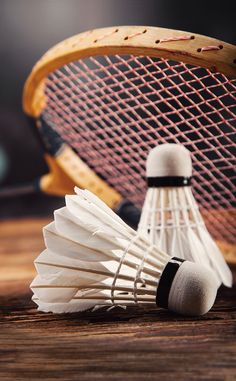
[0,218,236,381]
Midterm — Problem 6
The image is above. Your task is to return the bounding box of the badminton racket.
[1,26,236,262]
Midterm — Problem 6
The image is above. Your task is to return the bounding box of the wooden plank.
[0,218,236,381]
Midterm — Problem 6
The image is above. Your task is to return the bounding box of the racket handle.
[0,181,141,229]
[115,200,141,229]
[0,180,41,198]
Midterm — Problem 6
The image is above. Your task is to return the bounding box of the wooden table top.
[1,218,236,381]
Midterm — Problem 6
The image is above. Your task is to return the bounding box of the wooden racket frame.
[22,26,236,261]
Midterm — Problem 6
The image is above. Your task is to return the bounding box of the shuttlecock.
[138,143,232,288]
[31,187,218,316]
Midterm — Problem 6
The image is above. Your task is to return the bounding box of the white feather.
[31,188,167,313]
[138,144,232,288]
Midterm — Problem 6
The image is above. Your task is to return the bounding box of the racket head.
[22,26,236,258]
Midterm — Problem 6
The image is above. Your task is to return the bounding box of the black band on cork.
[147,176,192,187]
[156,257,185,309]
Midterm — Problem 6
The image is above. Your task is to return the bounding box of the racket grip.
[0,179,41,198]
[115,200,141,229]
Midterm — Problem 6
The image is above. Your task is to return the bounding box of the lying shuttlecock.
[31,187,218,316]
[138,144,232,288]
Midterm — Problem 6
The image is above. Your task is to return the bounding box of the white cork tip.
[146,143,192,178]
[168,261,218,316]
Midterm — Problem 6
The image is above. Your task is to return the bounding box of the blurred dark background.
[0,0,235,219]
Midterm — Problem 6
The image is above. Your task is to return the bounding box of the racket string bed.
[43,54,236,244]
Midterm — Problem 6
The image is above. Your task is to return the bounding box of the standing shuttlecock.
[31,187,218,316]
[138,144,232,288]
